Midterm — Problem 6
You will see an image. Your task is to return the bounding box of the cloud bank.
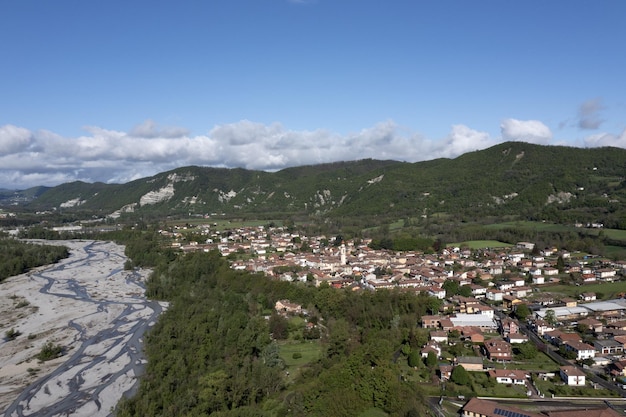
[0,118,624,190]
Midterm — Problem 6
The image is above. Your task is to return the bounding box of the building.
[564,341,596,360]
[487,369,528,385]
[484,339,513,361]
[274,299,302,315]
[457,356,484,371]
[560,365,586,386]
[461,397,542,417]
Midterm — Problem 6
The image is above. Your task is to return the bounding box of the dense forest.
[115,235,441,417]
[0,236,69,282]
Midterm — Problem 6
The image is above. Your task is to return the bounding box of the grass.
[278,340,322,380]
[490,352,558,371]
[165,218,283,230]
[358,408,389,417]
[484,221,573,233]
[470,372,528,398]
[540,280,626,299]
[448,240,513,249]
[485,220,626,244]
[534,377,620,398]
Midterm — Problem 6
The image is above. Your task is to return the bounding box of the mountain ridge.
[3,142,626,227]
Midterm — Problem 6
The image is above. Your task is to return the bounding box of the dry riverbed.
[0,240,165,416]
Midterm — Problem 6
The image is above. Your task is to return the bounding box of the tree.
[514,304,531,321]
[407,350,421,368]
[442,279,460,297]
[544,309,557,326]
[556,255,565,273]
[269,313,289,340]
[458,285,473,297]
[424,351,437,369]
[514,341,538,359]
[450,365,470,385]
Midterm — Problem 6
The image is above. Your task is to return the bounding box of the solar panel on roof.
[494,407,531,417]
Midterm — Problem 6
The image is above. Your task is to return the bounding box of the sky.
[1,0,625,190]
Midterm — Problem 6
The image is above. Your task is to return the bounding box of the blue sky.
[1,0,625,189]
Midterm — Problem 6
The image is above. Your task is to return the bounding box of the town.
[167,222,626,416]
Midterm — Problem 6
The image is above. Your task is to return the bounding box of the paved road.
[2,240,164,417]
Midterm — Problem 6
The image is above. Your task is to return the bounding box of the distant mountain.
[6,142,626,227]
[0,186,50,206]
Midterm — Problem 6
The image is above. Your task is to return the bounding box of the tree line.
[0,236,69,282]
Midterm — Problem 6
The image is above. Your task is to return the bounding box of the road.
[1,240,164,417]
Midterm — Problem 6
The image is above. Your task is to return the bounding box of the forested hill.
[6,142,626,227]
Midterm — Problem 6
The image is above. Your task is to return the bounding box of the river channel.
[0,240,165,417]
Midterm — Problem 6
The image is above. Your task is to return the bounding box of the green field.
[165,218,283,230]
[484,221,573,233]
[540,280,626,299]
[448,240,514,249]
[486,221,626,243]
[279,340,322,380]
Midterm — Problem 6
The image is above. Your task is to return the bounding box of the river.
[0,240,165,417]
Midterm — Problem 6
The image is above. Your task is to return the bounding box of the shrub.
[292,352,302,360]
[36,342,63,361]
[5,328,21,341]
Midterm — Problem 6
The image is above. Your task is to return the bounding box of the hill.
[5,142,626,228]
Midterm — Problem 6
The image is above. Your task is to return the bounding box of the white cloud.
[437,125,495,158]
[0,117,624,190]
[500,118,552,144]
[0,124,33,154]
[584,128,626,148]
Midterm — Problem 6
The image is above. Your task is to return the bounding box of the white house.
[560,365,586,386]
[486,289,503,302]
[488,369,528,385]
[565,341,596,360]
[532,276,545,285]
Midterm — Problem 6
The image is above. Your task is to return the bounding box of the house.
[463,397,621,417]
[517,242,535,251]
[487,369,528,385]
[560,365,586,386]
[428,286,447,299]
[486,289,503,302]
[543,267,559,276]
[580,292,597,301]
[544,331,581,346]
[484,339,513,361]
[532,319,556,336]
[578,317,603,333]
[532,275,545,285]
[274,299,302,315]
[608,359,626,378]
[461,398,543,417]
[430,330,449,344]
[562,297,577,307]
[420,340,441,358]
[438,364,452,381]
[502,295,524,310]
[582,273,596,284]
[456,356,484,371]
[564,341,596,360]
[594,339,624,355]
[421,315,442,329]
[470,284,487,298]
[512,286,530,298]
[507,333,529,344]
[596,268,617,281]
[499,317,519,337]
